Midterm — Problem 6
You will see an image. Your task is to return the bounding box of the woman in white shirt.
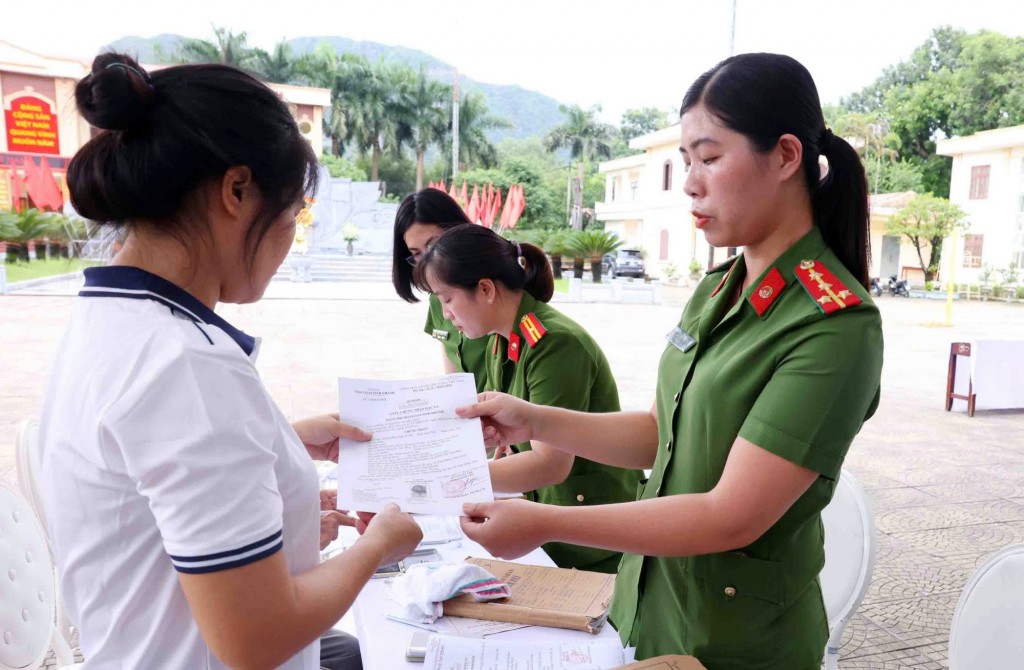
[39,53,422,669]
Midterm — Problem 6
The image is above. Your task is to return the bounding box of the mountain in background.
[105,34,564,144]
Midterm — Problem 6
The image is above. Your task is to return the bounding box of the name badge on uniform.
[431,329,449,341]
[666,326,696,353]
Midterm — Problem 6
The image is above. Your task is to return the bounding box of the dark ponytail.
[681,53,870,288]
[392,189,472,302]
[68,53,318,268]
[412,224,554,302]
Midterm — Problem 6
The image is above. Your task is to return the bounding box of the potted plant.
[342,222,360,256]
[570,229,623,284]
[688,259,703,282]
[662,261,680,284]
[542,228,573,280]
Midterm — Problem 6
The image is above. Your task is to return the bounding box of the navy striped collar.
[80,266,257,356]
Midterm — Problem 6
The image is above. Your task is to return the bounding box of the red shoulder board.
[519,313,547,347]
[794,259,862,315]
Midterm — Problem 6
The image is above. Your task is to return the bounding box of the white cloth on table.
[388,562,511,623]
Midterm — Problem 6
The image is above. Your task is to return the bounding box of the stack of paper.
[423,636,626,669]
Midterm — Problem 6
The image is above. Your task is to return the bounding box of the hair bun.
[75,53,155,131]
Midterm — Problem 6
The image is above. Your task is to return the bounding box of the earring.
[487,298,494,305]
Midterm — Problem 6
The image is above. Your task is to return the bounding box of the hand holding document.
[335,374,494,515]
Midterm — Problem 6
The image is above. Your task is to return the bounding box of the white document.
[336,374,494,515]
[415,515,464,545]
[424,635,626,670]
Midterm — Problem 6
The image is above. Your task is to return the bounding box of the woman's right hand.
[456,392,537,448]
[357,503,423,566]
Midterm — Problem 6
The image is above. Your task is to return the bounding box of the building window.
[630,181,639,200]
[662,161,673,191]
[969,165,990,200]
[963,234,983,268]
[611,180,616,201]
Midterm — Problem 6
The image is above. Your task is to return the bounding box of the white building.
[936,125,1024,285]
[595,124,731,279]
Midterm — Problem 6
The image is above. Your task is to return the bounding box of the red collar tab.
[794,259,862,316]
[710,265,733,298]
[507,332,521,363]
[519,313,547,347]
[748,267,787,317]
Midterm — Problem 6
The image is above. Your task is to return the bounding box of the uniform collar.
[80,266,258,356]
[492,292,541,364]
[741,226,829,317]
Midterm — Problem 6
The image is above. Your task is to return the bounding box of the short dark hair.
[68,53,318,268]
[412,224,554,303]
[681,53,870,288]
[392,188,471,302]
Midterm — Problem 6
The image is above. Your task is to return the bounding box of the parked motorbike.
[887,275,910,297]
[870,277,884,297]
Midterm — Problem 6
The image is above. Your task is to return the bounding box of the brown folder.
[613,655,707,669]
[442,557,616,634]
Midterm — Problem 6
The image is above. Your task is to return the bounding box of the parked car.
[602,248,646,278]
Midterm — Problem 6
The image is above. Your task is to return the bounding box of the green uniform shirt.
[487,292,644,574]
[610,227,883,669]
[424,294,490,393]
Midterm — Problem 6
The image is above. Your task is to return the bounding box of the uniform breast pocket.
[546,471,622,506]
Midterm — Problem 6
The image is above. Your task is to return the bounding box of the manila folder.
[613,655,707,670]
[442,557,615,634]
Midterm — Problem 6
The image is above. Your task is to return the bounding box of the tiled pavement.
[2,277,1023,668]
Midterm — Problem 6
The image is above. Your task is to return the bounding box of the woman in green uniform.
[454,53,883,670]
[392,189,489,391]
[412,224,643,573]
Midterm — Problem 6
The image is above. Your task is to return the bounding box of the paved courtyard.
[2,276,1023,668]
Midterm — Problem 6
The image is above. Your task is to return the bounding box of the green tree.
[345,60,414,182]
[165,25,259,70]
[886,194,969,281]
[843,27,1024,197]
[440,91,510,175]
[544,104,616,228]
[251,40,300,83]
[405,68,450,191]
[619,107,671,141]
[319,154,368,181]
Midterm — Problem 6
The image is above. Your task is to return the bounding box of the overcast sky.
[11,0,1024,123]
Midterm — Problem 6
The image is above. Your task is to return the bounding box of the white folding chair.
[14,420,74,651]
[820,469,876,670]
[948,543,1024,669]
[0,484,81,670]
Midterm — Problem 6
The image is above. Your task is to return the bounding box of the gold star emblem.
[809,271,824,281]
[758,285,774,299]
[511,342,518,350]
[837,290,851,299]
[800,260,815,270]
[817,296,832,305]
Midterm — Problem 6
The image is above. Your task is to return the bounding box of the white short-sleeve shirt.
[39,266,321,669]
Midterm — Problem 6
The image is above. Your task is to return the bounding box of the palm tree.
[173,26,258,70]
[540,228,575,279]
[441,91,510,175]
[251,40,299,83]
[343,60,414,182]
[405,68,450,190]
[571,229,623,283]
[544,104,616,228]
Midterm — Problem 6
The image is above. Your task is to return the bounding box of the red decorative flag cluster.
[425,180,526,231]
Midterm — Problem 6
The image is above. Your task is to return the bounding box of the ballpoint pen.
[385,614,441,633]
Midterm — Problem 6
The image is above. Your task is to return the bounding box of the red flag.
[10,170,25,212]
[467,184,480,223]
[37,159,64,211]
[506,184,525,230]
[497,188,514,231]
[428,180,436,189]
[437,179,446,193]
[485,187,501,228]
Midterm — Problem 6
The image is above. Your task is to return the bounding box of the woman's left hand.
[320,510,356,550]
[293,413,371,462]
[459,499,549,560]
